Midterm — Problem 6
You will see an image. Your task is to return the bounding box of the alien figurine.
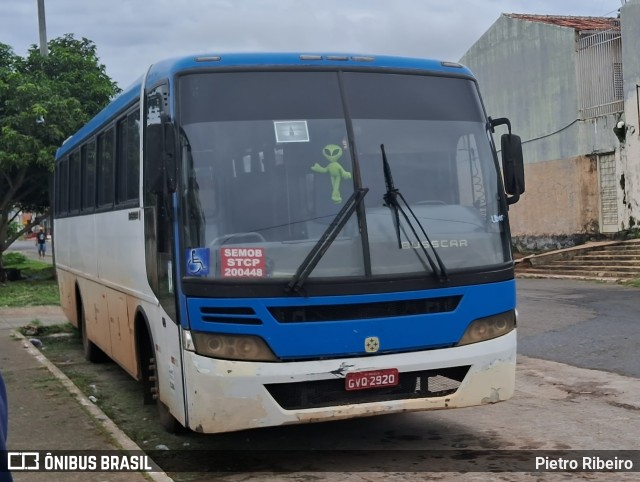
[311,144,352,203]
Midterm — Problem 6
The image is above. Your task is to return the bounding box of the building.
[460,1,640,250]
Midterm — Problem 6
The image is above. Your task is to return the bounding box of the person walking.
[35,228,47,259]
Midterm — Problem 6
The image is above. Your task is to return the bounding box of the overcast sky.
[1,0,624,88]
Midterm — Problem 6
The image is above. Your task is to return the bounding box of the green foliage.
[0,279,60,307]
[2,251,27,265]
[20,321,75,337]
[625,229,640,240]
[623,278,640,288]
[0,34,120,258]
[7,221,20,237]
[2,252,53,278]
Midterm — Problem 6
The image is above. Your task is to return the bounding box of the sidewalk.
[0,306,163,481]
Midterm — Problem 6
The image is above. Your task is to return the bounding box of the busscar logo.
[8,452,40,470]
[400,239,468,249]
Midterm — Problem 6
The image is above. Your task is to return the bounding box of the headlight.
[457,310,516,346]
[188,332,278,362]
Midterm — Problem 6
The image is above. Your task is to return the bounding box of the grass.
[0,252,59,307]
[19,320,75,337]
[2,252,55,279]
[37,331,173,450]
[0,279,60,307]
[623,278,640,288]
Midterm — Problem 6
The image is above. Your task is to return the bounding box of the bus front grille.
[199,306,262,324]
[268,296,462,323]
[264,366,470,410]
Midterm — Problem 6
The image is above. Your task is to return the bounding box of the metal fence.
[576,25,623,119]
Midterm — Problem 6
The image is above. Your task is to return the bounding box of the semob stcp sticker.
[220,246,266,278]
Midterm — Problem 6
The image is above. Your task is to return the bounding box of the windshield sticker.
[186,248,210,276]
[220,247,266,278]
[491,214,505,223]
[274,120,309,143]
[311,144,352,203]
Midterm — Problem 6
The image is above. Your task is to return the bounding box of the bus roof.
[145,52,474,86]
[56,52,474,160]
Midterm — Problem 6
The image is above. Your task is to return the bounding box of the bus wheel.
[79,301,107,363]
[147,352,183,434]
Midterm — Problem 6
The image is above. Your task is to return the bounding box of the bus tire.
[79,298,108,363]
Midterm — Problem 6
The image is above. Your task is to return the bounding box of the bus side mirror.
[501,133,525,205]
[490,117,525,205]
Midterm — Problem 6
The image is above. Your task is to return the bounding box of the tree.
[0,35,120,277]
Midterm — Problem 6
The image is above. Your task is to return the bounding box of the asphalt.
[0,240,628,481]
[1,240,170,481]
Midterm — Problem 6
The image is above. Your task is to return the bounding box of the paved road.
[516,278,640,377]
[2,276,639,480]
[7,239,52,262]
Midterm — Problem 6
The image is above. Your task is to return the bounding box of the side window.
[116,118,128,203]
[55,161,62,216]
[97,127,115,208]
[60,159,69,215]
[69,150,81,213]
[116,108,141,204]
[82,140,97,211]
[126,110,141,201]
[144,84,169,199]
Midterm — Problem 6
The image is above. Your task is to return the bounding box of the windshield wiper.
[286,187,369,294]
[381,144,448,282]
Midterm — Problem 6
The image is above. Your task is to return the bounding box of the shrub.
[2,252,27,266]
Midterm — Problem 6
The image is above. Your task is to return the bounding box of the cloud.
[1,0,621,87]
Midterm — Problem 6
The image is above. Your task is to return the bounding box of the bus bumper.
[182,329,516,434]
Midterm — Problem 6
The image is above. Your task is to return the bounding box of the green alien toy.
[311,144,352,203]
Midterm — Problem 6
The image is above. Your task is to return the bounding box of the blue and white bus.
[54,52,524,433]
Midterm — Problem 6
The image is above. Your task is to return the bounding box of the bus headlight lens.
[190,332,278,362]
[457,310,516,346]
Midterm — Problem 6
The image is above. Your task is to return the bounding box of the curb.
[12,329,174,482]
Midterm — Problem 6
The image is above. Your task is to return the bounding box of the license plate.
[345,368,399,391]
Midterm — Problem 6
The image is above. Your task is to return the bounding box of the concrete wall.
[460,14,622,246]
[620,0,640,230]
[461,15,581,164]
[509,155,599,250]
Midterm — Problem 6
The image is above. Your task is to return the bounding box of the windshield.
[177,71,510,283]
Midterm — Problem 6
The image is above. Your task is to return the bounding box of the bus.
[53,52,525,434]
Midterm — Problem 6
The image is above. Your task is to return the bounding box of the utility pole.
[37,0,54,270]
[37,0,48,56]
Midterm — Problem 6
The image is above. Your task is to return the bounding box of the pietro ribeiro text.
[536,456,634,471]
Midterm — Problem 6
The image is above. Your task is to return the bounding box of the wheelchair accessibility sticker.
[186,248,210,276]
